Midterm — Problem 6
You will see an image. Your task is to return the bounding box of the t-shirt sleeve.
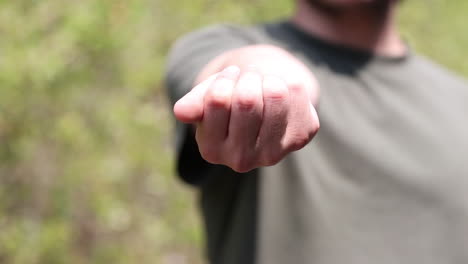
[164,24,256,185]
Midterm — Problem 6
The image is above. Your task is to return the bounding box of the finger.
[196,66,240,147]
[284,80,316,152]
[173,73,219,123]
[256,75,290,165]
[226,68,263,169]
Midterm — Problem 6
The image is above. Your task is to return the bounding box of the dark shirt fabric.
[165,21,468,264]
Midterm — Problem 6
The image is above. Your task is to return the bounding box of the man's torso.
[167,21,468,264]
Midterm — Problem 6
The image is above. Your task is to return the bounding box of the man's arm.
[173,44,320,172]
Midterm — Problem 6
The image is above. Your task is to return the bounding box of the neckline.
[278,20,411,65]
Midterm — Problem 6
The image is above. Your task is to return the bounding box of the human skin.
[173,0,405,173]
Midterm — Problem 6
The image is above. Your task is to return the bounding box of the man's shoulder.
[177,22,269,44]
[175,21,292,48]
[411,54,468,89]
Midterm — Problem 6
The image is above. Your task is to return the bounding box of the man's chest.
[302,68,468,203]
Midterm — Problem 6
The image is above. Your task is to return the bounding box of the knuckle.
[288,131,312,151]
[230,165,250,173]
[262,76,289,101]
[229,154,254,173]
[287,81,306,93]
[264,89,288,101]
[234,94,258,111]
[311,120,320,134]
[305,119,320,138]
[205,90,231,109]
[198,145,220,164]
[260,152,283,167]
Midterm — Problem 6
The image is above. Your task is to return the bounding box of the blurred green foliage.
[0,0,467,263]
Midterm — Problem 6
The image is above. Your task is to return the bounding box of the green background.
[0,0,467,263]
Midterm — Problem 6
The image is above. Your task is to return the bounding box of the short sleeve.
[164,24,256,185]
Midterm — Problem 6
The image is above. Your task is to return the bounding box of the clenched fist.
[174,47,320,173]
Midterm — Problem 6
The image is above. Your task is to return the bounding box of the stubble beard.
[304,0,394,14]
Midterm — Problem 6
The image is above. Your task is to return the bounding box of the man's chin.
[305,0,393,12]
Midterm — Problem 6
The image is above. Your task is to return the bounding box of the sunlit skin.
[173,0,405,173]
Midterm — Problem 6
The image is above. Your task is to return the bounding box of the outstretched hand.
[174,48,320,173]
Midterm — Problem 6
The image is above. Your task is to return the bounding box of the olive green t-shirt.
[165,21,468,264]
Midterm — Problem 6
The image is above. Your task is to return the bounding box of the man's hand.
[173,45,320,173]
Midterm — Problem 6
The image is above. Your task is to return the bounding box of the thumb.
[173,73,218,123]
